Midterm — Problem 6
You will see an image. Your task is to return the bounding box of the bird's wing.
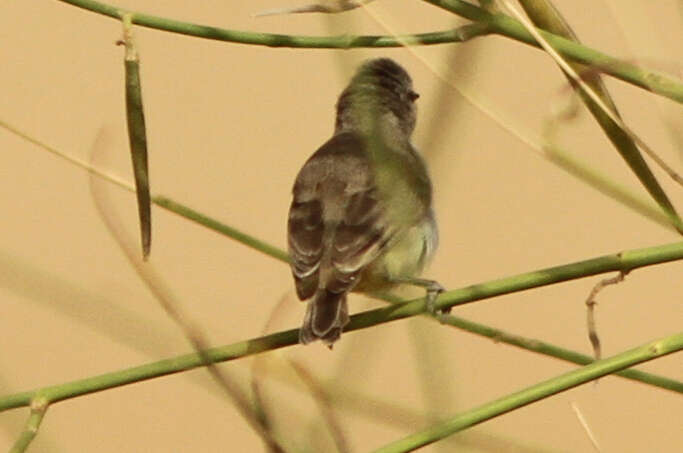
[288,133,395,299]
[288,194,324,300]
[327,185,393,291]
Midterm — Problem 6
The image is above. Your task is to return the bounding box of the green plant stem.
[55,0,486,46]
[1,240,682,412]
[422,0,683,103]
[152,196,289,263]
[2,120,682,403]
[92,183,287,453]
[0,117,288,265]
[372,331,683,453]
[516,0,682,232]
[376,291,683,393]
[438,313,683,393]
[544,146,675,231]
[9,398,48,453]
[4,115,677,246]
[53,0,683,104]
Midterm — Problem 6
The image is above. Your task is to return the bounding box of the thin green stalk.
[9,398,48,453]
[90,172,288,453]
[544,145,674,232]
[372,331,683,453]
[4,115,678,266]
[0,118,288,264]
[422,0,683,103]
[152,196,289,263]
[377,292,683,394]
[3,120,683,397]
[52,0,683,103]
[54,0,485,47]
[438,314,683,393]
[1,239,682,412]
[516,0,682,232]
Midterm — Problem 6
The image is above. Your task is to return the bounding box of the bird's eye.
[407,91,419,102]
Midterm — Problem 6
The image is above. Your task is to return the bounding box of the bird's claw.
[425,282,447,321]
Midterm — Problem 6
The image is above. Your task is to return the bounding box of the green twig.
[1,239,682,412]
[2,119,683,398]
[421,0,683,103]
[544,145,676,232]
[152,196,289,263]
[89,166,287,453]
[372,331,683,452]
[377,291,683,394]
[515,0,682,232]
[438,312,683,393]
[54,0,486,47]
[0,118,288,265]
[51,0,683,103]
[9,397,48,453]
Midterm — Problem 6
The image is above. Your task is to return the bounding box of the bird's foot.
[424,281,447,321]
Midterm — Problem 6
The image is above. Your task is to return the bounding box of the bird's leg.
[390,277,447,317]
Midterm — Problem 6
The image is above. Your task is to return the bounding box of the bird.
[287,58,442,347]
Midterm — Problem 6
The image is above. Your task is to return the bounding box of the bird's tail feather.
[300,290,349,347]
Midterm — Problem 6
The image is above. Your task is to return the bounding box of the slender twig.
[501,1,683,230]
[541,96,676,233]
[254,0,375,16]
[0,120,131,192]
[53,0,485,47]
[372,331,683,453]
[356,2,683,234]
[50,0,683,103]
[0,118,288,263]
[2,121,683,397]
[421,0,683,103]
[434,310,683,393]
[1,239,682,412]
[9,397,48,453]
[152,196,288,263]
[377,292,683,394]
[2,49,679,239]
[571,402,602,453]
[89,134,287,453]
[585,272,627,360]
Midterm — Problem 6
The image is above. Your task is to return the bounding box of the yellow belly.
[351,215,437,293]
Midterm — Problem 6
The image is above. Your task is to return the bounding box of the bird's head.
[335,58,419,138]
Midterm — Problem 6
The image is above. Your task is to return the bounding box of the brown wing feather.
[288,198,323,299]
[288,132,394,300]
[328,187,390,292]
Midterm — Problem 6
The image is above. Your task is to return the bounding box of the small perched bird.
[287,58,442,347]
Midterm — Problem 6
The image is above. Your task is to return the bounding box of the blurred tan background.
[1,1,682,452]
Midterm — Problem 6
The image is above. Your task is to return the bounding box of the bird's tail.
[299,289,349,347]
